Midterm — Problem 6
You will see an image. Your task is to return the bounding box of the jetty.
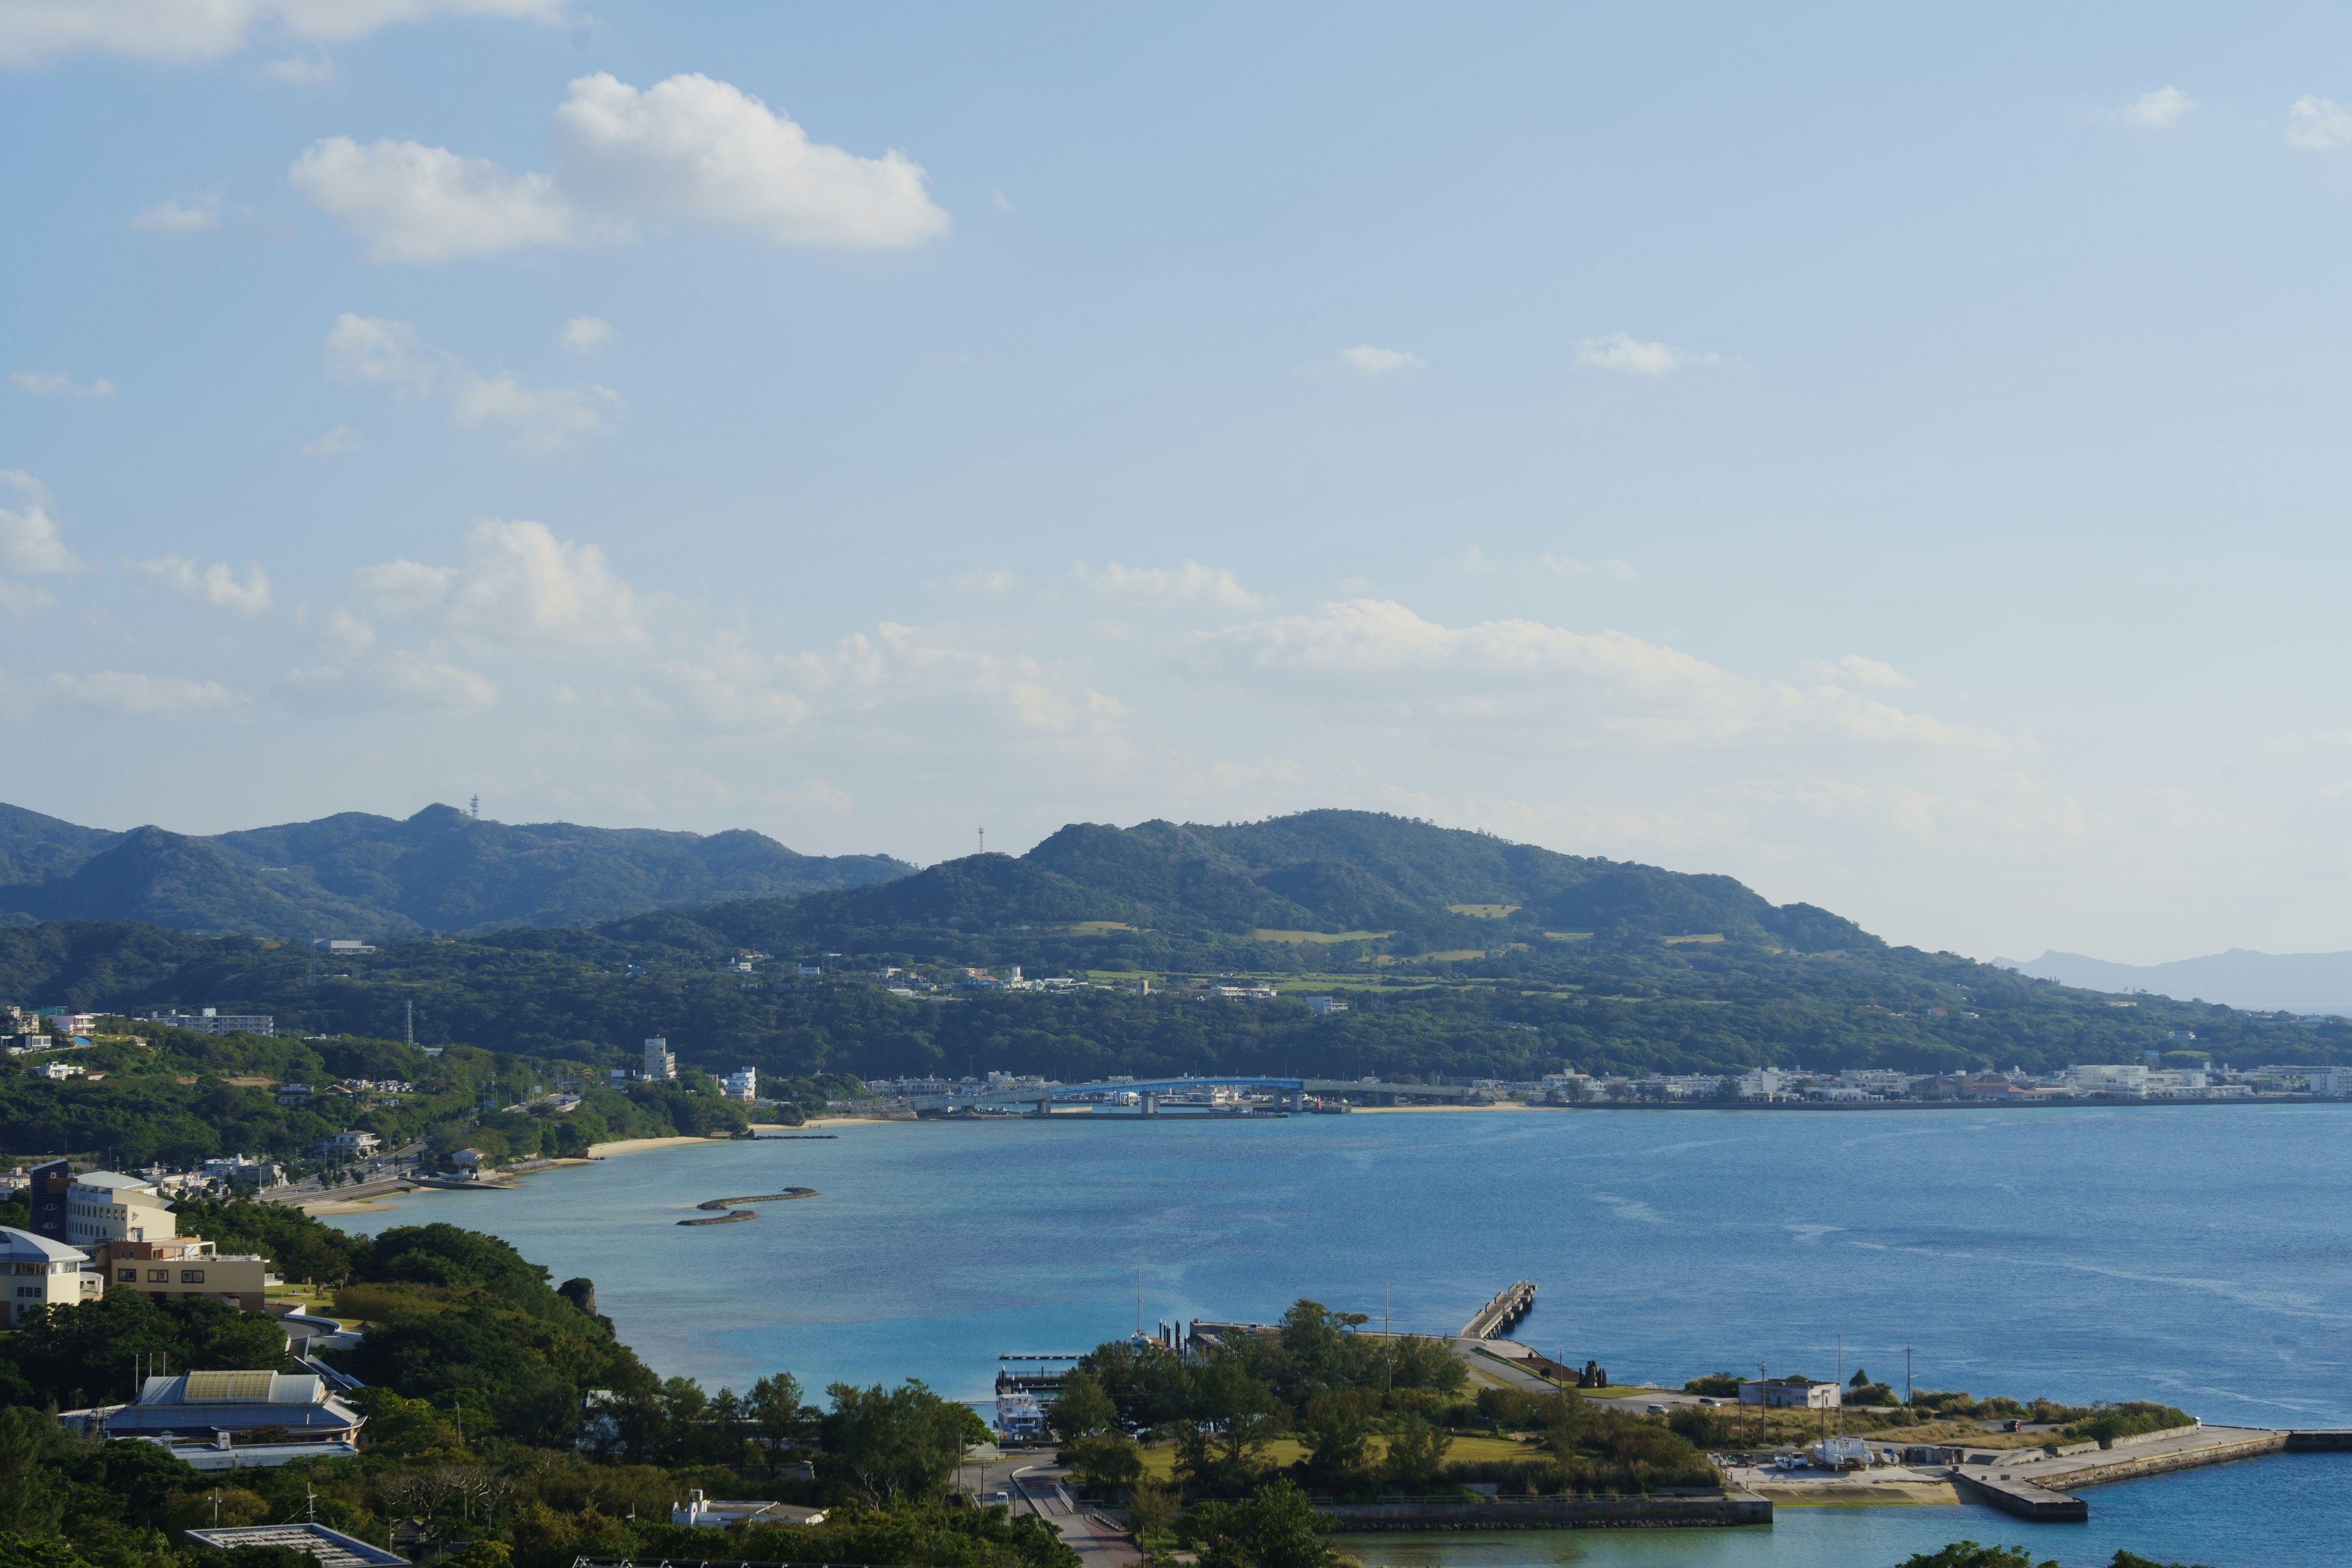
[1461,1281,1536,1338]
[675,1188,819,1226]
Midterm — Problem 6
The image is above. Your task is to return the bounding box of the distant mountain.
[0,802,913,940]
[609,809,1879,956]
[1992,948,2352,1019]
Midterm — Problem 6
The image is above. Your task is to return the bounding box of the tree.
[1178,1479,1344,1568]
[1126,1474,1176,1548]
[1295,1408,1371,1494]
[820,1380,969,1506]
[747,1371,813,1475]
[1063,1434,1144,1493]
[1050,1369,1120,1441]
[1898,1546,2059,1568]
[1381,1414,1452,1493]
[0,1408,64,1537]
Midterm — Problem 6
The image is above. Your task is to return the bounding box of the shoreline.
[584,1134,739,1157]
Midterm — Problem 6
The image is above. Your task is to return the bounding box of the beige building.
[1,1224,102,1326]
[65,1170,178,1245]
[94,1236,269,1310]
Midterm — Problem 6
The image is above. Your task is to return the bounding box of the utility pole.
[1905,1347,1913,1412]
[1836,1335,1844,1439]
[404,1000,413,1049]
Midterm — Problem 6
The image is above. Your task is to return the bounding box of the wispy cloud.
[558,315,614,353]
[1334,344,1428,377]
[1574,333,1722,376]
[2286,96,2352,151]
[132,195,222,233]
[325,312,622,453]
[10,370,116,399]
[132,556,274,615]
[1074,559,1261,609]
[303,423,361,455]
[2113,86,2196,130]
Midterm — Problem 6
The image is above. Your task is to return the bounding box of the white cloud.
[260,48,334,83]
[279,652,496,713]
[0,470,81,573]
[446,371,623,453]
[1335,344,1428,377]
[1805,654,1913,690]
[558,315,614,353]
[0,0,572,68]
[2286,95,2352,151]
[322,606,375,658]
[948,567,1019,595]
[358,519,645,650]
[0,581,53,616]
[45,671,246,718]
[1074,559,1260,609]
[990,189,1014,213]
[548,72,949,249]
[292,72,948,263]
[133,556,275,614]
[326,314,620,451]
[131,195,221,233]
[11,370,116,399]
[1574,333,1722,375]
[291,138,579,263]
[303,423,361,454]
[325,312,440,393]
[784,621,1125,739]
[2114,86,2196,130]
[1193,598,2000,752]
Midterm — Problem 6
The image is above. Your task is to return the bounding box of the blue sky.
[6,1,2352,963]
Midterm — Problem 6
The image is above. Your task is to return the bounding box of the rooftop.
[184,1525,405,1567]
[0,1224,88,1264]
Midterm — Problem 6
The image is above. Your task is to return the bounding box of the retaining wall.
[1318,1495,1770,1531]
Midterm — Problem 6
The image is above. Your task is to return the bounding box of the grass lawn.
[1134,1433,1542,1480]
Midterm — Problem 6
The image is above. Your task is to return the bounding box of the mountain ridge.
[1994,948,2352,1018]
[0,802,913,939]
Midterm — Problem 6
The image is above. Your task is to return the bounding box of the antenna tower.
[469,794,480,819]
[978,826,985,855]
[404,1000,414,1048]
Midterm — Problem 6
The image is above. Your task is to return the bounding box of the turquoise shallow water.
[326,1105,2352,1566]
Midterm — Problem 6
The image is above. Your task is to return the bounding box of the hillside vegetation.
[0,802,911,940]
[1,812,2342,1101]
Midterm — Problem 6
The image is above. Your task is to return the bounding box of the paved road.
[957,1452,1136,1568]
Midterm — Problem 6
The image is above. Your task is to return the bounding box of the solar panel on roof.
[183,1370,275,1403]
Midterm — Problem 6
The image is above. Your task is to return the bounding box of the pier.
[1461,1281,1537,1338]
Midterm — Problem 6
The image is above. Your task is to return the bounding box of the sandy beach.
[584,1135,739,1157]
[302,1197,405,1215]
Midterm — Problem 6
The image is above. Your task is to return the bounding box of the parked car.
[1646,1403,1667,1415]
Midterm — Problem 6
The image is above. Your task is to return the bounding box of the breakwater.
[676,1188,819,1226]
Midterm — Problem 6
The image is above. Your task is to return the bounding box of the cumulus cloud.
[279,652,497,713]
[132,195,221,233]
[292,71,948,263]
[1335,344,1427,377]
[2113,86,2196,129]
[2286,95,2352,151]
[45,671,246,718]
[292,138,578,263]
[558,315,614,353]
[1073,559,1259,609]
[303,423,361,454]
[11,370,116,399]
[1191,598,2000,751]
[0,470,81,573]
[1574,333,1722,375]
[132,556,274,614]
[0,0,572,68]
[325,313,621,451]
[781,621,1126,739]
[357,519,644,650]
[1806,654,1913,689]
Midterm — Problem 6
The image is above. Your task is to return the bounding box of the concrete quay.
[1320,1494,1770,1531]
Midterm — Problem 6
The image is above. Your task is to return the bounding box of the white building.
[0,1226,101,1325]
[65,1171,177,1246]
[2061,1063,2150,1096]
[316,1130,380,1158]
[201,1156,286,1189]
[39,1060,83,1080]
[723,1066,757,1103]
[2309,1066,2352,1098]
[1736,1068,1787,1099]
[1305,995,1349,1016]
[1741,1377,1841,1409]
[643,1036,676,1082]
[147,1009,275,1037]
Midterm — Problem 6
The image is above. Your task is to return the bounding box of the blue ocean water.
[326,1105,2352,1566]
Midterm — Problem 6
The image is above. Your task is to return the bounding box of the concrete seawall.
[1319,1495,1770,1531]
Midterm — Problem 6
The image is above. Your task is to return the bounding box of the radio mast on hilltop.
[978,826,985,855]
[469,794,480,819]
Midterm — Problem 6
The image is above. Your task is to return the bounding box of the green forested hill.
[0,809,2342,1097]
[0,801,913,938]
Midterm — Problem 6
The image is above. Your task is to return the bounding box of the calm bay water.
[326,1104,2352,1566]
